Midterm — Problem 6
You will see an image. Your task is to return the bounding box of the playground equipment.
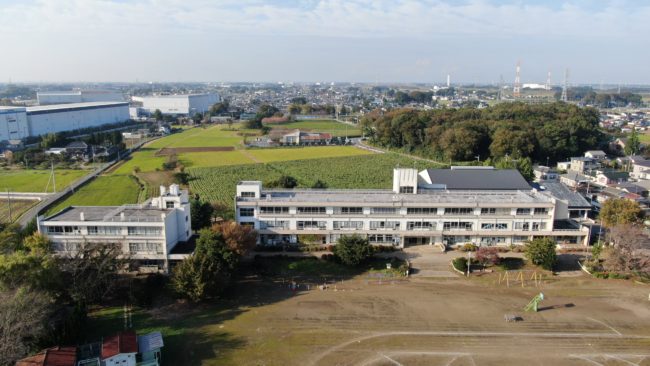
[498,271,543,288]
[524,293,545,312]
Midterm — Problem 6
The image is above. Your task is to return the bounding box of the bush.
[475,246,500,266]
[452,257,468,272]
[524,238,557,271]
[460,243,477,252]
[333,235,373,266]
[372,245,397,253]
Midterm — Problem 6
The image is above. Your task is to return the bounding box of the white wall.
[141,93,219,115]
[104,353,136,366]
[27,104,130,136]
[38,91,124,105]
[0,107,29,141]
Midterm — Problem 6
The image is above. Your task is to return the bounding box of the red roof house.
[101,331,138,366]
[15,347,77,366]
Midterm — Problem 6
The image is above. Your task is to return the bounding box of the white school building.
[235,167,590,248]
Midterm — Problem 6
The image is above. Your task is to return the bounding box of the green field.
[0,169,89,193]
[264,119,362,137]
[639,133,650,144]
[189,153,437,209]
[45,175,143,216]
[0,199,36,223]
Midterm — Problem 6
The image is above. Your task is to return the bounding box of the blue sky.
[0,0,647,84]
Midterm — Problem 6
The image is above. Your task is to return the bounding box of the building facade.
[139,93,220,116]
[235,168,590,248]
[37,90,124,105]
[0,106,30,141]
[38,184,191,272]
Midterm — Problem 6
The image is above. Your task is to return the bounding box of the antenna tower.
[561,69,569,102]
[513,61,521,98]
[545,71,551,90]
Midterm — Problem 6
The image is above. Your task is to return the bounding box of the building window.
[240,191,256,198]
[407,221,436,230]
[127,227,162,236]
[513,236,529,243]
[166,201,175,208]
[368,234,398,244]
[333,207,363,215]
[297,207,326,214]
[239,208,255,217]
[241,222,254,228]
[369,221,400,230]
[407,207,437,215]
[297,221,326,230]
[481,208,497,215]
[480,223,508,230]
[516,208,531,215]
[260,206,289,214]
[54,242,80,251]
[444,208,474,215]
[399,186,414,194]
[129,242,162,254]
[87,226,122,236]
[480,237,506,245]
[443,222,473,231]
[371,207,398,215]
[531,222,547,231]
[260,220,289,229]
[333,221,363,230]
[46,226,79,235]
[514,222,530,231]
[533,208,549,215]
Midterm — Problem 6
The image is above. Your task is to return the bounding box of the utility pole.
[513,61,522,98]
[467,251,472,277]
[6,189,12,222]
[51,161,56,193]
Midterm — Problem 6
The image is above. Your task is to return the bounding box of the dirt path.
[240,149,262,163]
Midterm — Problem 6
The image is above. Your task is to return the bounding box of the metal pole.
[467,251,471,277]
[6,189,12,222]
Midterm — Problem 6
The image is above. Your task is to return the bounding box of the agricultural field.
[45,175,143,216]
[0,199,36,223]
[0,169,88,192]
[264,119,362,137]
[189,153,436,209]
[639,132,650,144]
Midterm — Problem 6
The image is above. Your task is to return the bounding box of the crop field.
[147,124,255,149]
[0,169,88,192]
[188,153,435,207]
[639,133,650,144]
[0,199,36,223]
[45,174,143,216]
[265,119,362,137]
[84,262,650,366]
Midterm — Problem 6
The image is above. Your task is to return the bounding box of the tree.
[625,128,641,156]
[0,233,60,291]
[190,196,214,230]
[333,235,373,266]
[599,198,643,227]
[0,288,54,365]
[475,246,500,266]
[604,225,650,275]
[211,221,257,256]
[267,175,298,189]
[152,109,163,121]
[312,180,328,189]
[524,238,557,270]
[171,229,238,301]
[192,112,203,124]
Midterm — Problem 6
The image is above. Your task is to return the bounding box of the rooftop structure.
[37,90,124,105]
[15,347,77,366]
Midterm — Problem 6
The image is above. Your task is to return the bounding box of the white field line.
[309,331,650,366]
[570,355,605,366]
[604,354,640,366]
[587,317,622,336]
[381,354,404,366]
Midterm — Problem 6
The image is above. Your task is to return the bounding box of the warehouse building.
[37,90,124,105]
[0,102,130,141]
[235,167,590,248]
[38,184,192,272]
[137,93,219,116]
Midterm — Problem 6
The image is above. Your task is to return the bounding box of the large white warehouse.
[37,90,124,105]
[138,93,219,116]
[0,102,130,141]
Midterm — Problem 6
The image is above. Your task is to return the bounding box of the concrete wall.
[0,107,29,141]
[141,94,219,115]
[27,104,130,136]
[37,91,124,105]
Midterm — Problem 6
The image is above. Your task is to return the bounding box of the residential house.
[584,150,607,160]
[281,129,332,145]
[137,332,164,366]
[569,157,600,173]
[101,331,138,366]
[560,171,591,188]
[594,170,629,186]
[65,141,89,159]
[15,347,77,366]
[630,156,650,180]
[533,165,558,181]
[556,161,571,171]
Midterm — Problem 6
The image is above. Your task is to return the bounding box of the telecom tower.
[545,71,552,90]
[561,69,569,102]
[513,61,521,98]
[497,74,504,101]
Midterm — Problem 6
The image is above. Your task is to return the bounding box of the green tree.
[190,196,214,230]
[625,128,641,156]
[312,180,328,189]
[333,235,373,266]
[599,198,643,227]
[152,109,163,121]
[524,238,557,270]
[171,229,238,301]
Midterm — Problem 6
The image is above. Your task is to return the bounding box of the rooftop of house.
[44,205,172,223]
[598,170,630,180]
[16,347,77,366]
[102,331,138,359]
[138,332,164,354]
[422,168,531,191]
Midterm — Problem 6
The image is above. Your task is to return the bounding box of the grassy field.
[0,199,37,223]
[264,119,362,137]
[639,132,650,144]
[0,169,88,192]
[45,175,143,216]
[83,259,650,365]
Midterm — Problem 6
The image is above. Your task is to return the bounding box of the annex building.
[136,93,219,116]
[235,167,590,248]
[37,184,191,272]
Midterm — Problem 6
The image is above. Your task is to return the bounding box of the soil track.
[154,146,235,156]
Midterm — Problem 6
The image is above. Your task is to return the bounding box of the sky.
[0,0,648,84]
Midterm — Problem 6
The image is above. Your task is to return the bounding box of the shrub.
[475,246,500,266]
[524,238,557,271]
[452,257,468,272]
[333,235,373,266]
[460,243,477,252]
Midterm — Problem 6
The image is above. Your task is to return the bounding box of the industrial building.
[37,89,124,105]
[235,167,590,248]
[0,102,130,141]
[136,93,219,116]
[38,184,192,272]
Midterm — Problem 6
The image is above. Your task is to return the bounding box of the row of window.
[249,206,551,216]
[269,220,549,231]
[52,242,164,254]
[46,225,163,236]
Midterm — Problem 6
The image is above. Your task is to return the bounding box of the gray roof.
[538,182,591,209]
[44,205,171,223]
[424,169,531,190]
[138,332,164,353]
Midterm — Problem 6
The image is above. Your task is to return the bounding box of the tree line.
[360,102,605,164]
